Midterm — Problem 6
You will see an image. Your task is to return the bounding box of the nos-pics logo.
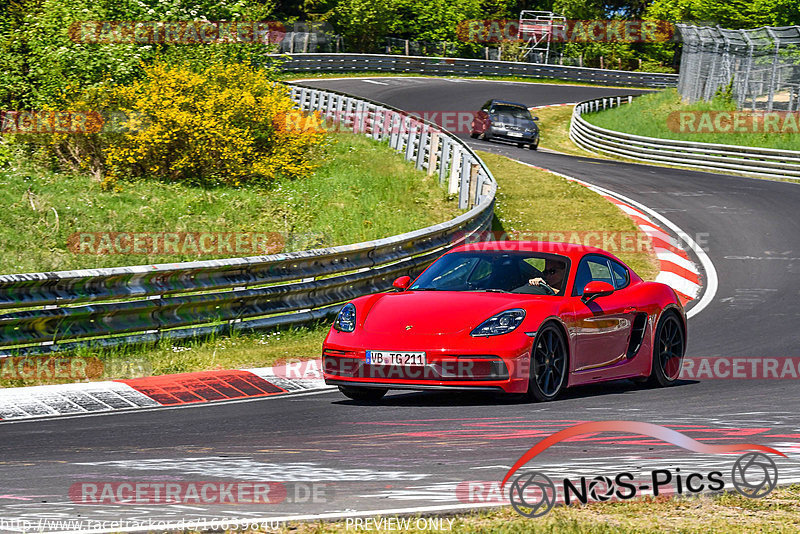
[502,421,783,518]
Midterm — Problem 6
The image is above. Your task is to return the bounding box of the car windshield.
[409,251,569,294]
[490,104,532,120]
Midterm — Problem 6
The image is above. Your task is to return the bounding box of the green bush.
[36,62,327,187]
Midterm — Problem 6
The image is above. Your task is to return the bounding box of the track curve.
[2,76,800,531]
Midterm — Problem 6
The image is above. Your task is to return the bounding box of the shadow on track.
[331,379,699,407]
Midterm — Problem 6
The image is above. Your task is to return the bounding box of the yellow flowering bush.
[44,62,326,187]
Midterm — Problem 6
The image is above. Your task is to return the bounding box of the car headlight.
[493,122,505,129]
[334,302,356,332]
[470,308,525,337]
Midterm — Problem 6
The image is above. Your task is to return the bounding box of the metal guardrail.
[569,96,800,179]
[0,86,496,356]
[276,53,679,88]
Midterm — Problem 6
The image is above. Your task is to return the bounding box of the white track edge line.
[0,387,336,426]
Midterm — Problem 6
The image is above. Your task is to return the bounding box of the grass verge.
[279,485,800,533]
[1,150,660,387]
[583,89,800,151]
[0,133,458,274]
[531,105,590,157]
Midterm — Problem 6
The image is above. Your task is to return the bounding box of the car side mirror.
[532,116,539,121]
[581,281,614,303]
[393,276,411,290]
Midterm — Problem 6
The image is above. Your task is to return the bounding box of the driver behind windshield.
[528,259,566,294]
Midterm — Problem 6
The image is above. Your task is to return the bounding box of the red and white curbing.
[0,363,329,422]
[565,176,700,306]
[514,162,703,307]
[588,186,700,305]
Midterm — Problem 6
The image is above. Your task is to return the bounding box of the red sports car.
[322,242,686,402]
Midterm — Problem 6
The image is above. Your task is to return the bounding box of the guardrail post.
[415,129,429,171]
[427,132,440,176]
[372,107,383,139]
[405,121,417,161]
[390,113,401,149]
[439,137,451,185]
[448,146,461,195]
[299,88,308,111]
[359,102,369,133]
[342,98,351,128]
[458,156,471,209]
[352,100,362,133]
[335,94,345,123]
[468,162,480,209]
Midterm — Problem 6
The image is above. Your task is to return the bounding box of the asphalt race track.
[2,77,800,530]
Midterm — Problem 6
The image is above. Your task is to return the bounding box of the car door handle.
[623,307,637,313]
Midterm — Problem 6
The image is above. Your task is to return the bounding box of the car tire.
[517,142,526,148]
[645,311,685,387]
[527,323,569,402]
[529,143,538,150]
[338,385,388,401]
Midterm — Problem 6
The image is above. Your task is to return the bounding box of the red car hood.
[361,291,545,335]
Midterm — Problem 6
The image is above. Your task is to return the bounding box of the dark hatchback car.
[469,99,539,150]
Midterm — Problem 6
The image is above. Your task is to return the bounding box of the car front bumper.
[322,333,533,394]
[489,128,538,144]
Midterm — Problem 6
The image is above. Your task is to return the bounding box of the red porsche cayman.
[322,241,686,402]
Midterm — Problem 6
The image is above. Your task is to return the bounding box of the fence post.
[766,28,780,112]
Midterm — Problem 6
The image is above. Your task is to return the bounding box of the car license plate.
[366,350,426,366]
[508,132,523,138]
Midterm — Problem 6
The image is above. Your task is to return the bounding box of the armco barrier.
[570,96,800,179]
[275,53,679,88]
[0,85,496,356]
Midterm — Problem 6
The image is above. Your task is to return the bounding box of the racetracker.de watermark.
[68,20,288,44]
[667,111,800,134]
[69,232,285,256]
[456,19,674,43]
[0,356,150,380]
[680,357,800,379]
[453,230,712,255]
[1,110,104,134]
[69,481,330,505]
[281,109,492,135]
